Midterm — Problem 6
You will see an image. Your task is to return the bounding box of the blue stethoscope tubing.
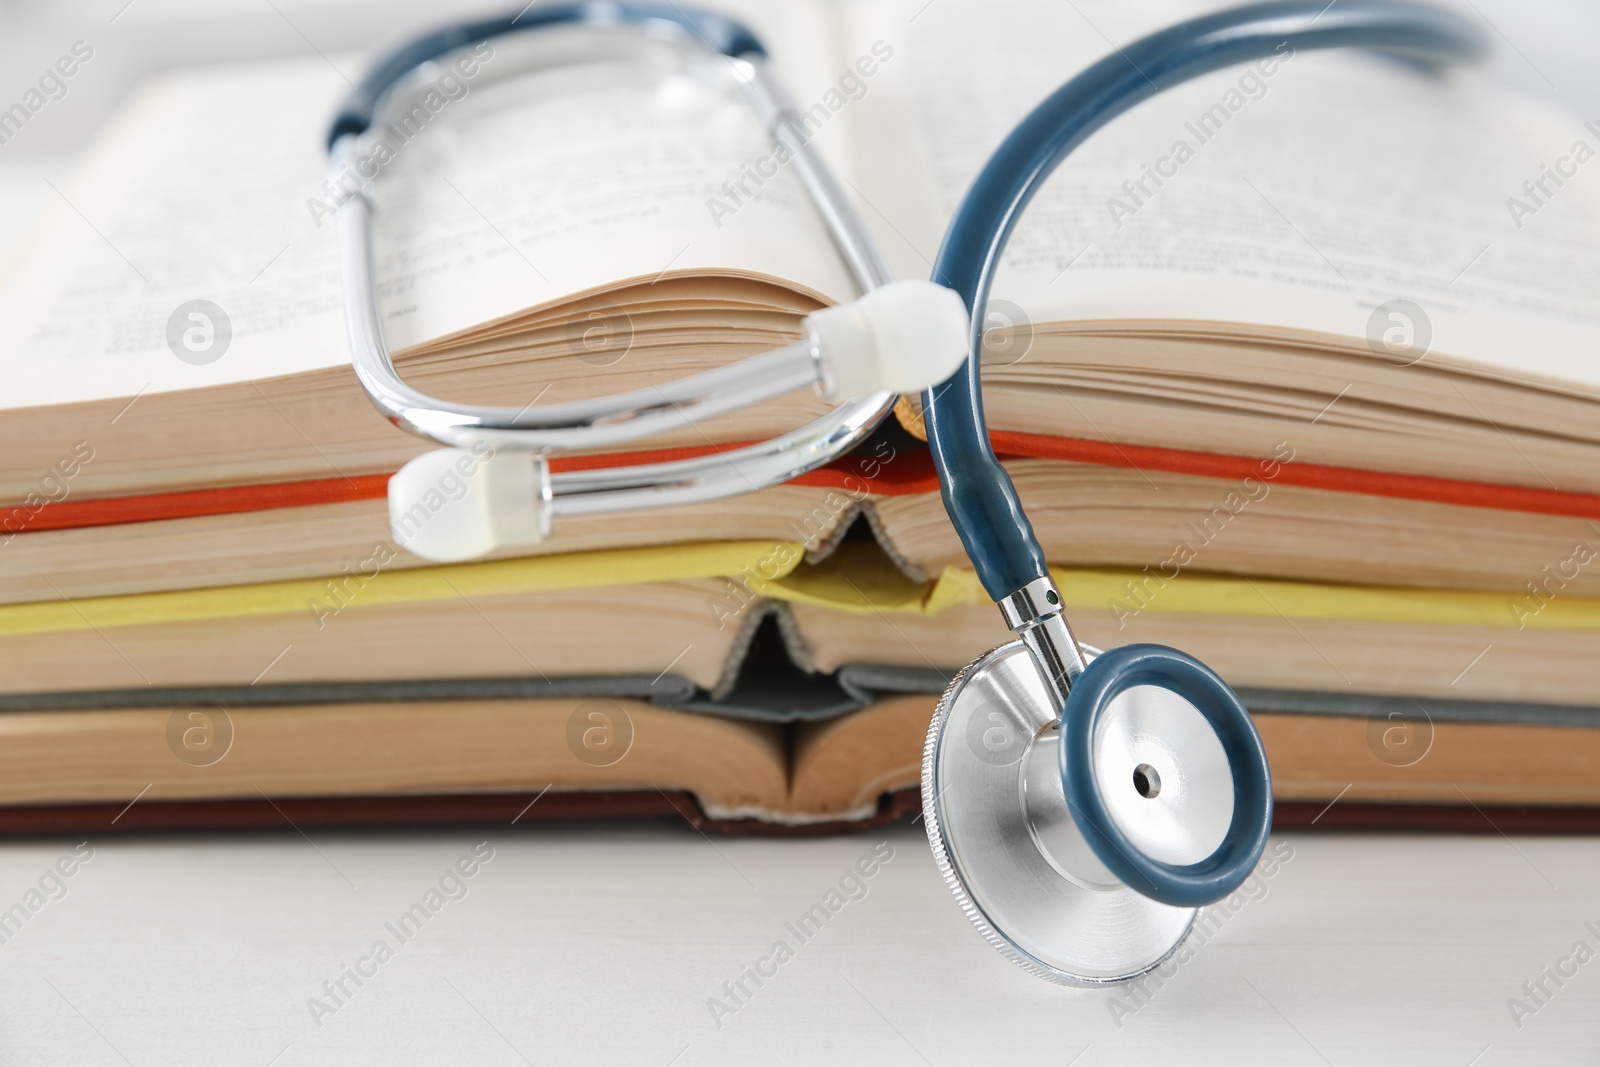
[922,1,1485,907]
[923,0,1485,599]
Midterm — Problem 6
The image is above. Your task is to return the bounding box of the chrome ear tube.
[329,2,970,562]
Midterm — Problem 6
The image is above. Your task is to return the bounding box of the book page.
[845,0,1600,389]
[0,0,859,411]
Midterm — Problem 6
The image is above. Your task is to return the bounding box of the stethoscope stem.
[998,575,1087,709]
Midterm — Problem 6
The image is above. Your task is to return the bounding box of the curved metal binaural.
[920,0,1488,600]
[331,5,900,522]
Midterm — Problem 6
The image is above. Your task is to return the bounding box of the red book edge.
[10,431,1600,537]
[3,442,943,535]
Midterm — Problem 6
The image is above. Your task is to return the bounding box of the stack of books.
[3,0,1598,834]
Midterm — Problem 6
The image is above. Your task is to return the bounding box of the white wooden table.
[0,822,1594,1065]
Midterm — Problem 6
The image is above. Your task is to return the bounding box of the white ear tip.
[806,280,972,400]
[388,447,548,563]
[388,450,497,562]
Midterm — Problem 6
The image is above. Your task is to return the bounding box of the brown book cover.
[3,787,1598,838]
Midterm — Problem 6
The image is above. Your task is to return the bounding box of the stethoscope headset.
[329,0,1486,984]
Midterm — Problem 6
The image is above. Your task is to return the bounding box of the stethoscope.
[330,0,1485,984]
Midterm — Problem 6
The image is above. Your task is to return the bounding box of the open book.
[3,684,1599,833]
[3,0,1600,831]
[4,533,1600,710]
[9,0,1600,604]
[4,0,1600,502]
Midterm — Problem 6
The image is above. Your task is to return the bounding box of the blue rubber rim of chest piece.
[1060,644,1273,908]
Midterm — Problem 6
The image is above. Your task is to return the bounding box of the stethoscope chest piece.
[923,641,1274,984]
[921,642,1198,985]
